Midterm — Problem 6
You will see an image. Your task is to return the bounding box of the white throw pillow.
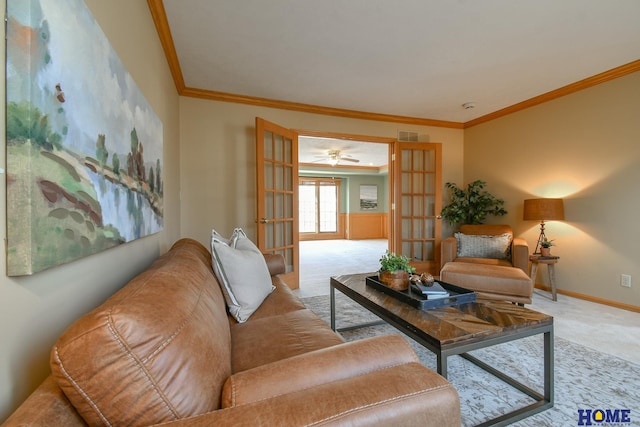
[455,232,512,260]
[211,228,275,322]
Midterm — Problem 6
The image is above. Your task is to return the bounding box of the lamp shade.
[523,198,565,221]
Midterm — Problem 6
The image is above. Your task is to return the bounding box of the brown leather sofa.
[3,238,461,426]
[440,224,533,304]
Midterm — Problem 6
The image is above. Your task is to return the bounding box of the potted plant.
[440,180,507,227]
[378,251,416,291]
[539,238,554,257]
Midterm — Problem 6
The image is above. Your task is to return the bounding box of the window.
[299,178,339,235]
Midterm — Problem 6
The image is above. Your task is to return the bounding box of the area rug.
[302,294,640,427]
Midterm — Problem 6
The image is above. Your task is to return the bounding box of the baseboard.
[534,284,640,313]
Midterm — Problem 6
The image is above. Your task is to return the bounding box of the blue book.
[411,281,449,297]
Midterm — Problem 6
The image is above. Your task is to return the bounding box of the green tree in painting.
[96,133,108,168]
[112,153,120,176]
[156,158,162,195]
[148,166,155,193]
[129,128,139,178]
[6,101,62,150]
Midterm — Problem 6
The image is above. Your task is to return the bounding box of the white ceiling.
[159,1,640,168]
[162,0,640,124]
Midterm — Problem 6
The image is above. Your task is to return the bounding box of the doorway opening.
[297,134,391,294]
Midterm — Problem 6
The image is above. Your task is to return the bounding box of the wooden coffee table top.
[331,273,553,350]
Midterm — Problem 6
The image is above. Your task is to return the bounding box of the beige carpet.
[299,239,387,298]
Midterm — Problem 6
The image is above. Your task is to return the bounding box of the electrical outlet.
[621,274,632,288]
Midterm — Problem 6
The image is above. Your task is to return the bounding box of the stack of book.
[411,281,450,300]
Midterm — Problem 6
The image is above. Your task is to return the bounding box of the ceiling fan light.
[328,158,339,166]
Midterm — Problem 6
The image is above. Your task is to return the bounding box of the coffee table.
[330,273,554,427]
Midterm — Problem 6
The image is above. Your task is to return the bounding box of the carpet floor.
[303,293,640,427]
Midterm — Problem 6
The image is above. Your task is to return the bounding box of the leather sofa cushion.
[232,278,306,322]
[221,335,419,407]
[50,239,232,427]
[230,309,345,372]
[441,262,533,302]
[453,257,513,267]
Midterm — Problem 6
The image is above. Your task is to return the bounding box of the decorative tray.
[365,275,477,310]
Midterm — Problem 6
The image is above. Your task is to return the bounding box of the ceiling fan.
[313,149,360,166]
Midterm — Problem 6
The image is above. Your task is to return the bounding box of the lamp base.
[533,220,547,254]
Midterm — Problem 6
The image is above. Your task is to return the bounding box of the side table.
[529,255,559,301]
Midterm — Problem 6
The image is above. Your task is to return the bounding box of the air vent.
[398,131,419,142]
[398,131,431,142]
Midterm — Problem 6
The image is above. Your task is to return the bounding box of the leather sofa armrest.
[263,253,285,276]
[511,237,529,273]
[2,376,87,427]
[159,362,460,427]
[221,334,418,407]
[440,236,457,269]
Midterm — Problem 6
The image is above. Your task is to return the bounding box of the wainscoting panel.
[347,213,388,239]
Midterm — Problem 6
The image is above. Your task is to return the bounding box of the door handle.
[258,217,270,224]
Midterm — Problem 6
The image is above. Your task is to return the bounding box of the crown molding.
[148,2,639,130]
[147,0,185,92]
[180,87,464,129]
[464,59,640,128]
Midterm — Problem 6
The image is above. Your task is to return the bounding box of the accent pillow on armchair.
[441,224,529,273]
[455,232,512,260]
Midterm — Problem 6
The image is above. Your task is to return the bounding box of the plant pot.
[540,247,551,257]
[378,270,409,291]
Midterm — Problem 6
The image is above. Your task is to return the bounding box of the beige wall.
[0,1,180,421]
[178,98,465,246]
[464,71,640,307]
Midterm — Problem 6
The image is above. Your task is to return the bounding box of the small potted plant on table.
[378,251,416,291]
[539,238,554,257]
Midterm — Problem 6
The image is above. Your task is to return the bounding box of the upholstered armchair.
[440,224,533,304]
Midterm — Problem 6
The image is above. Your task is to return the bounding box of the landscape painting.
[6,0,163,276]
[359,185,378,210]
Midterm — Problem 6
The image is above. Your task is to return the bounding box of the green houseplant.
[378,251,416,291]
[440,180,507,227]
[539,238,554,256]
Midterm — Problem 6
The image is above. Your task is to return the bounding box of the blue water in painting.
[86,170,163,241]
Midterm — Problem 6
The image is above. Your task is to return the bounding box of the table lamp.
[523,198,565,254]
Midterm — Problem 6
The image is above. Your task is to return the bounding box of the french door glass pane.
[266,192,274,218]
[274,134,284,161]
[319,185,337,232]
[284,137,292,163]
[264,163,273,190]
[299,185,316,233]
[412,150,424,170]
[285,167,292,191]
[285,193,293,217]
[276,192,284,217]
[263,131,273,159]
